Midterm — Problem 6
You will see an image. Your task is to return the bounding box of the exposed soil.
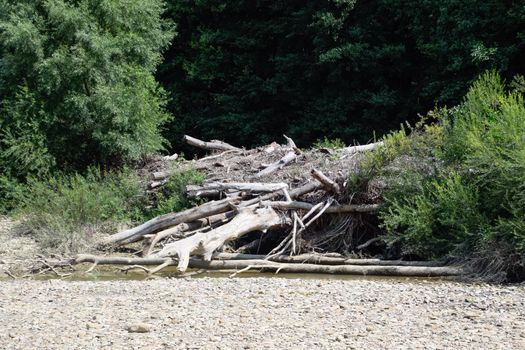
[0,216,39,277]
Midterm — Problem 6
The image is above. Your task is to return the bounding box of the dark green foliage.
[0,0,174,182]
[159,0,524,151]
[375,72,525,281]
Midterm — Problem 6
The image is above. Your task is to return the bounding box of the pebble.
[126,323,151,333]
[0,278,523,349]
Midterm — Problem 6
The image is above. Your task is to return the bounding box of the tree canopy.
[159,0,524,149]
[0,0,173,180]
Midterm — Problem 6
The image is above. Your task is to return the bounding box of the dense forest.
[1,0,524,280]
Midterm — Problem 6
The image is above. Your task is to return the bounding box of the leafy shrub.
[146,166,205,219]
[312,137,346,150]
[382,173,487,258]
[374,72,525,281]
[15,168,145,254]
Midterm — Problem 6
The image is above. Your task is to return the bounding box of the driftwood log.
[103,199,235,245]
[183,135,241,152]
[151,207,282,272]
[65,254,463,277]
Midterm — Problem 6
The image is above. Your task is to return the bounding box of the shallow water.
[22,268,456,284]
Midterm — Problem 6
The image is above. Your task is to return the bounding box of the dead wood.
[342,141,384,154]
[103,198,236,246]
[311,168,341,194]
[151,207,283,272]
[89,136,450,279]
[240,181,321,208]
[356,237,382,250]
[254,151,297,178]
[186,182,288,198]
[283,134,301,154]
[262,201,380,213]
[184,135,241,152]
[163,153,178,161]
[68,254,463,277]
[152,170,172,181]
[142,212,234,256]
[213,253,446,267]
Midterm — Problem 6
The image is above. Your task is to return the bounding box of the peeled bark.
[151,207,282,272]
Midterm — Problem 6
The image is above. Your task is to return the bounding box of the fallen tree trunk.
[240,181,321,207]
[142,212,235,256]
[103,199,235,245]
[212,253,446,267]
[262,201,380,213]
[68,255,463,277]
[311,169,340,194]
[186,182,288,198]
[342,141,384,154]
[255,151,297,178]
[184,135,241,152]
[151,207,282,272]
[190,259,463,277]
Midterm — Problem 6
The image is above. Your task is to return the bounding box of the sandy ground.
[0,216,39,277]
[1,217,525,349]
[1,277,524,350]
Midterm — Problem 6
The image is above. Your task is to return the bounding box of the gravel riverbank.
[1,277,524,349]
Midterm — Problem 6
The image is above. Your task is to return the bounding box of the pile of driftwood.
[56,135,463,277]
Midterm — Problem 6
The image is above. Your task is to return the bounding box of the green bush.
[15,168,145,254]
[382,173,487,258]
[312,137,346,150]
[146,166,205,219]
[375,72,525,281]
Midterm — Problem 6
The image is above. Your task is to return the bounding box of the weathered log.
[149,180,167,189]
[213,253,446,267]
[262,200,380,213]
[283,134,301,154]
[357,237,382,250]
[236,238,262,254]
[69,255,462,277]
[342,141,384,154]
[240,181,321,207]
[187,182,288,198]
[103,198,236,246]
[142,212,234,256]
[199,149,238,162]
[163,153,178,161]
[184,135,241,152]
[195,260,462,277]
[310,168,340,194]
[152,170,172,181]
[184,186,223,199]
[254,151,297,178]
[151,207,283,272]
